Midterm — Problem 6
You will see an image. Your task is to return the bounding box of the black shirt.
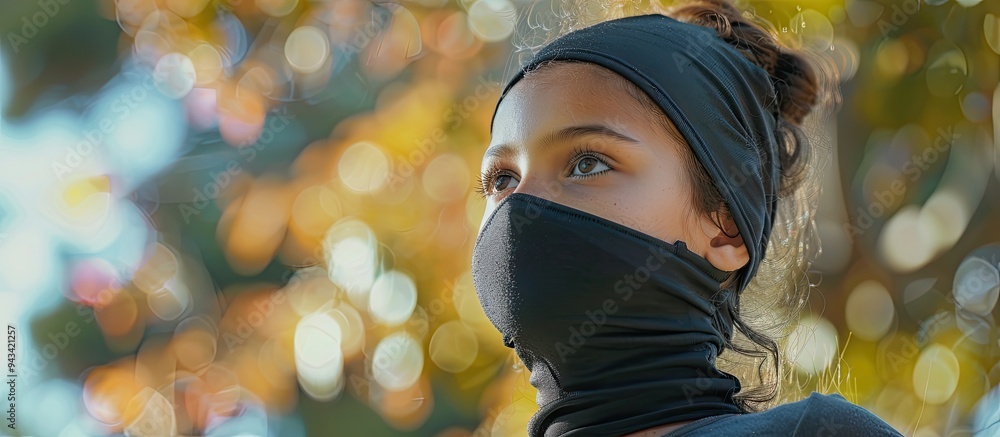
[661,392,903,436]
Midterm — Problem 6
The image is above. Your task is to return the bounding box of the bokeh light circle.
[285,26,330,74]
[467,0,516,42]
[338,142,389,192]
[845,280,895,342]
[153,53,197,99]
[257,0,298,17]
[422,154,470,202]
[429,320,478,373]
[369,270,418,327]
[953,257,1000,316]
[372,332,423,391]
[324,218,379,307]
[912,343,960,405]
[294,312,345,401]
[785,316,839,375]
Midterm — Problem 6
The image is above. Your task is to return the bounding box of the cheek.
[478,204,498,235]
[642,197,692,243]
[626,166,697,242]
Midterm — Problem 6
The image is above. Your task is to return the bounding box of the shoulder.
[779,392,902,436]
[666,392,903,437]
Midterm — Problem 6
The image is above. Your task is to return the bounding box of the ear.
[699,209,750,272]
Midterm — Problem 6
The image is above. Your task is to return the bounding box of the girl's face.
[479,62,749,273]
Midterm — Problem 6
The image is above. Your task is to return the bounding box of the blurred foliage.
[1,0,1000,436]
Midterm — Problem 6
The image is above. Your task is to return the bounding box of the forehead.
[490,63,652,145]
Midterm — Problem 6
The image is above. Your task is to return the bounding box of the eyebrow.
[483,124,640,162]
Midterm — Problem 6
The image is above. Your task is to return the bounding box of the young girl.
[470,1,903,435]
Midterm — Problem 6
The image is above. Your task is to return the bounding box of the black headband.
[489,13,781,293]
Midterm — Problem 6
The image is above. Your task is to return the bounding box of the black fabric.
[489,13,781,294]
[471,193,744,437]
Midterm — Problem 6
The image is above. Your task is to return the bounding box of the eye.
[476,168,519,198]
[491,173,519,192]
[571,156,611,177]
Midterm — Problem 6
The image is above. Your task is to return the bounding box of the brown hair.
[664,0,823,412]
[511,0,832,412]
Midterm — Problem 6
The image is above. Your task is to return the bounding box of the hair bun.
[668,0,819,126]
[772,50,818,125]
[668,0,823,198]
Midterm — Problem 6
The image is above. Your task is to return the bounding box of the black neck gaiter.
[472,193,744,437]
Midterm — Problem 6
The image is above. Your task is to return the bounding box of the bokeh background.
[1,0,999,435]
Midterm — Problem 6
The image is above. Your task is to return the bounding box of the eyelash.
[473,145,612,199]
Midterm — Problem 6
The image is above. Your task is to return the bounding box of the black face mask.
[472,193,744,436]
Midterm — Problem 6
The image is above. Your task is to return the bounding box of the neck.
[523,343,743,436]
